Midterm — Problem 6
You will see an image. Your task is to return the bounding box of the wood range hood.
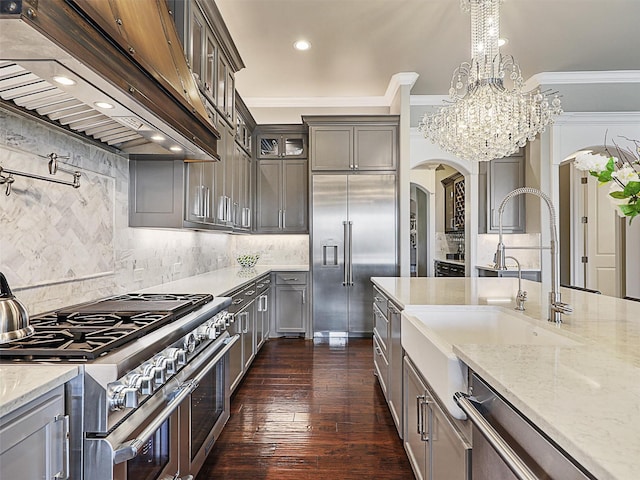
[0,0,219,160]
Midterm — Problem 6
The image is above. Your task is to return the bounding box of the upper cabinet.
[304,116,398,171]
[253,125,308,234]
[479,153,526,233]
[170,0,244,126]
[130,1,254,234]
[257,132,307,160]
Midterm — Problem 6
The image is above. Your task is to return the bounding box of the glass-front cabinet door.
[204,30,217,103]
[257,134,307,159]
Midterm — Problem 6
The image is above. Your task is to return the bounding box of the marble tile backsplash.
[0,109,307,315]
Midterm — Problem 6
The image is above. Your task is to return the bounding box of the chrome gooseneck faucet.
[494,187,572,323]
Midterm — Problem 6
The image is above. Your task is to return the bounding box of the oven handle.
[113,335,239,464]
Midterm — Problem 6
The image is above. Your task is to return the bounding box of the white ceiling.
[215,0,640,105]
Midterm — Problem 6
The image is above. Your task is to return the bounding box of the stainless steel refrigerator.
[311,174,398,336]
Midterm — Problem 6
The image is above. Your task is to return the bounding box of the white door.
[585,174,617,296]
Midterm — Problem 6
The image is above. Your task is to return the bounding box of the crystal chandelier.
[418,0,562,162]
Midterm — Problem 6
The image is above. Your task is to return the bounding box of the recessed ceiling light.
[169,146,183,152]
[94,101,115,109]
[151,134,165,142]
[293,40,311,51]
[52,75,76,86]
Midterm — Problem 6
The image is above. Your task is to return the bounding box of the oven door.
[180,340,231,476]
[85,334,239,480]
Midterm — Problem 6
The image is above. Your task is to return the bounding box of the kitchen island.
[372,276,640,480]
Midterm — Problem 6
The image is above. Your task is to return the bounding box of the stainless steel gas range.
[0,292,236,480]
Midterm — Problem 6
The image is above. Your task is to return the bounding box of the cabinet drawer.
[255,275,272,294]
[275,272,307,285]
[373,332,389,396]
[228,282,257,312]
[373,304,389,354]
[373,287,388,313]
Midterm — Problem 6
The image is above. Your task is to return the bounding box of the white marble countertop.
[0,265,308,419]
[138,264,308,296]
[0,365,79,417]
[372,276,640,480]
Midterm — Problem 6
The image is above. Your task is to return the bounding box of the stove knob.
[127,372,153,396]
[140,363,158,393]
[165,347,187,370]
[153,356,169,384]
[183,333,197,353]
[109,384,139,411]
[196,323,216,340]
[225,312,233,326]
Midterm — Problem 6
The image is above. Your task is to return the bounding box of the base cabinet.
[255,274,272,349]
[274,272,308,335]
[404,356,471,480]
[373,286,403,438]
[0,385,69,480]
[228,282,257,392]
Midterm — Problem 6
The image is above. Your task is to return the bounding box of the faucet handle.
[515,290,527,311]
[554,302,573,314]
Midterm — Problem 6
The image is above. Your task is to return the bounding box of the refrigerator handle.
[348,221,354,286]
[342,221,349,286]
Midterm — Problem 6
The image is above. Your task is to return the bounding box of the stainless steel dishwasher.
[454,373,595,480]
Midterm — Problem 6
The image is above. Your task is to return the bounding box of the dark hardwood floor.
[196,337,414,479]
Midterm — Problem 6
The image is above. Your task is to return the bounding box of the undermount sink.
[401,305,581,419]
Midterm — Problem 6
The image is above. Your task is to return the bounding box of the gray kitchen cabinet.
[171,0,243,124]
[305,116,398,171]
[129,157,231,231]
[256,128,307,160]
[404,356,471,480]
[255,274,272,350]
[434,260,465,277]
[274,272,308,335]
[228,282,257,392]
[373,286,403,438]
[255,158,308,233]
[388,300,403,438]
[479,154,526,233]
[128,101,255,233]
[0,385,69,480]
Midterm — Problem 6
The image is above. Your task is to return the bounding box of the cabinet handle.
[416,395,430,441]
[242,312,248,334]
[53,414,70,480]
[282,209,286,229]
[278,209,282,229]
[244,290,255,296]
[420,398,430,442]
[302,289,306,304]
[282,277,299,281]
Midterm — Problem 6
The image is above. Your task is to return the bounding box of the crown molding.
[552,111,640,126]
[384,72,419,102]
[526,70,640,89]
[243,72,419,109]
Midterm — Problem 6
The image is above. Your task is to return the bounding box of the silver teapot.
[0,272,34,344]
